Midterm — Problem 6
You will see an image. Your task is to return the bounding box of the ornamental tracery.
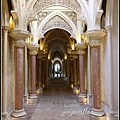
[33,0,82,15]
[42,15,73,35]
[62,11,77,27]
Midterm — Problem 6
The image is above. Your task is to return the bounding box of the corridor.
[23,78,106,120]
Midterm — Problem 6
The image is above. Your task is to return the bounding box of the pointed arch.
[36,11,78,40]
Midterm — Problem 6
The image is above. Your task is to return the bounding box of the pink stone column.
[72,55,78,93]
[78,51,86,97]
[85,29,106,116]
[9,30,29,118]
[38,58,42,88]
[75,44,87,101]
[42,58,45,88]
[28,45,39,99]
[37,50,44,94]
[69,58,72,88]
[91,46,101,109]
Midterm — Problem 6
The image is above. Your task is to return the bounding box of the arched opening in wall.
[53,61,61,78]
[41,28,72,81]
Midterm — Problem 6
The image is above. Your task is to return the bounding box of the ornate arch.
[23,0,88,29]
[36,11,78,40]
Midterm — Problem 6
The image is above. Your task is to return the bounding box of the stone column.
[42,57,46,88]
[24,44,29,103]
[69,57,73,88]
[45,55,48,88]
[9,30,29,117]
[72,54,78,93]
[85,29,106,116]
[76,44,87,102]
[71,59,74,86]
[2,26,9,117]
[87,44,93,105]
[105,25,114,112]
[37,50,44,94]
[67,58,69,86]
[49,60,52,78]
[28,44,39,99]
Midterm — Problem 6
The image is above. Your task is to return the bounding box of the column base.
[91,108,105,117]
[69,83,73,89]
[87,94,93,105]
[24,95,29,104]
[11,109,26,118]
[73,86,78,94]
[29,94,37,99]
[36,87,43,95]
[78,93,87,103]
[78,93,86,98]
[2,112,8,117]
[42,83,46,88]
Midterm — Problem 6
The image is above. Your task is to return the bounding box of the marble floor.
[27,78,107,120]
[11,78,107,120]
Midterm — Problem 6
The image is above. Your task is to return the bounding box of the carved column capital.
[105,25,113,31]
[77,50,86,54]
[9,30,30,47]
[37,50,44,58]
[85,29,106,47]
[72,55,78,59]
[89,39,102,47]
[2,25,9,32]
[75,43,87,54]
[28,44,39,55]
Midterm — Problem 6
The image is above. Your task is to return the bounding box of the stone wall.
[101,0,118,116]
[6,34,15,114]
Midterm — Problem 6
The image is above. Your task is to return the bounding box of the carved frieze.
[89,39,101,47]
[14,40,26,47]
[33,0,82,15]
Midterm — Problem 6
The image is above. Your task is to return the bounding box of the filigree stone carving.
[2,26,9,32]
[62,11,77,26]
[29,50,38,55]
[33,0,81,15]
[14,40,26,47]
[89,39,101,47]
[36,11,50,27]
[77,50,86,54]
[42,15,72,34]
